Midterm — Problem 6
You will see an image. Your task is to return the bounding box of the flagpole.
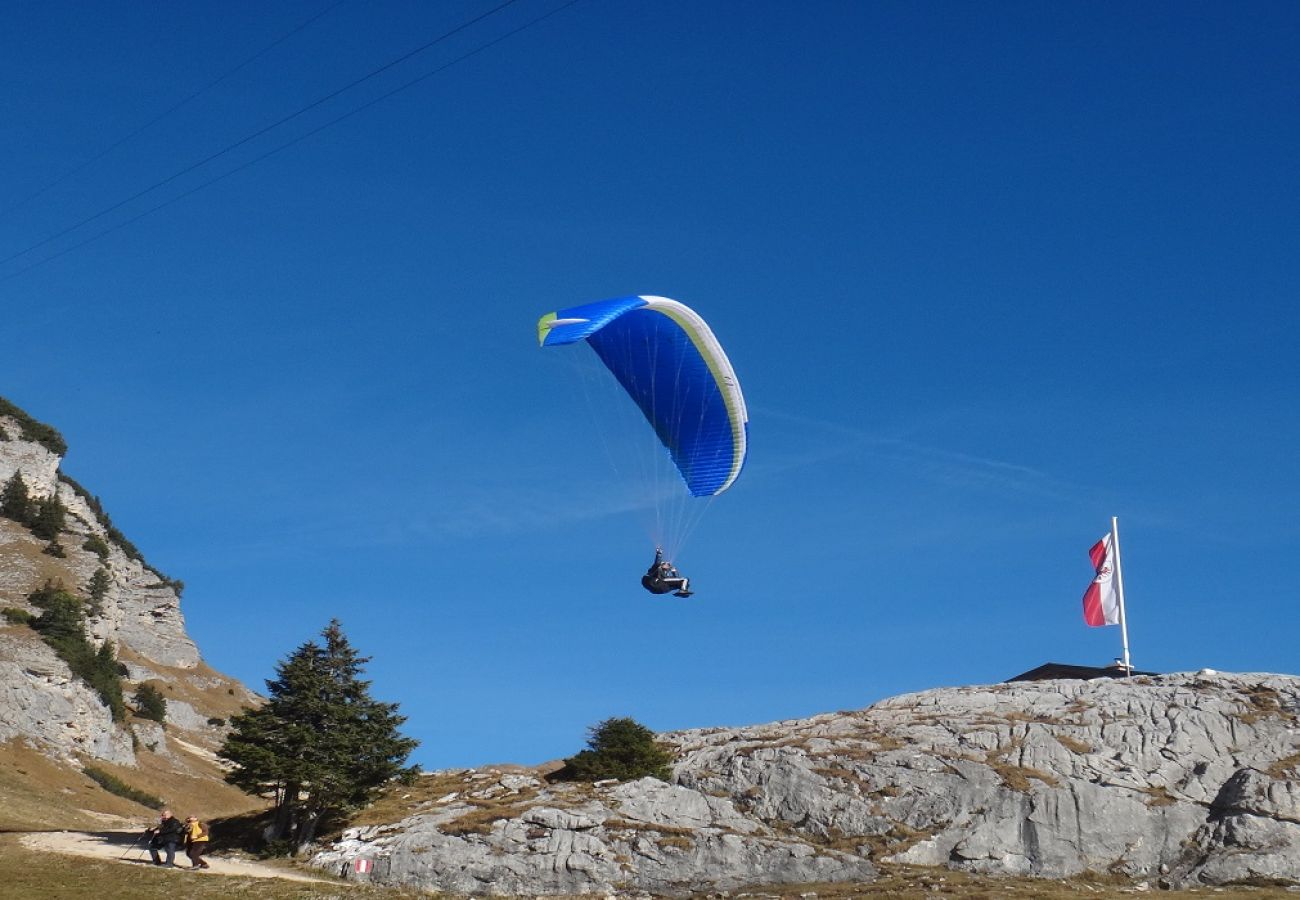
[1110,516,1132,675]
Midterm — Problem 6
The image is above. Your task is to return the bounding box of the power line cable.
[1,0,523,268]
[1,0,584,285]
[0,0,348,220]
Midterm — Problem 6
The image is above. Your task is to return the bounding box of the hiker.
[184,815,211,869]
[147,808,185,867]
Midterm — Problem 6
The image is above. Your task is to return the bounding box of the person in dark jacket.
[147,808,185,867]
[641,547,693,597]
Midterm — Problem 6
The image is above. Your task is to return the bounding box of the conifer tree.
[132,683,167,723]
[1,471,32,523]
[29,493,66,540]
[87,567,111,615]
[218,619,418,850]
[555,716,675,782]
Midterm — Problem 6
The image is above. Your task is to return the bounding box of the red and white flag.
[1081,533,1120,626]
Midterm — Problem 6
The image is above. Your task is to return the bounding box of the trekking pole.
[120,829,150,860]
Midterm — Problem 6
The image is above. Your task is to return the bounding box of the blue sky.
[3,1,1298,769]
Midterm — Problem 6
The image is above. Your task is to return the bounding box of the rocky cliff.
[0,400,257,818]
[313,671,1300,895]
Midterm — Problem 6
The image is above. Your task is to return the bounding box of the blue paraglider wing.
[538,296,747,497]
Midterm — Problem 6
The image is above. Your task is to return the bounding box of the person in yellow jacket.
[183,815,211,869]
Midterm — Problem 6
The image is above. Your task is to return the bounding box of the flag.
[1082,533,1120,626]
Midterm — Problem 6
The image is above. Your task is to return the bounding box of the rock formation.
[0,401,255,770]
[313,671,1300,894]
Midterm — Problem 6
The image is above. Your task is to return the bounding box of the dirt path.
[19,829,335,884]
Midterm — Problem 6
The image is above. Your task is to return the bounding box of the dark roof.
[1006,662,1160,682]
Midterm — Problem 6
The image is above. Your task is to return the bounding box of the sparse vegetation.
[0,396,67,455]
[1238,685,1297,726]
[1266,751,1300,779]
[57,473,181,594]
[82,765,163,809]
[551,716,675,783]
[26,581,126,721]
[985,741,1060,792]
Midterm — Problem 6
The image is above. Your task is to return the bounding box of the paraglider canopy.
[537,295,748,497]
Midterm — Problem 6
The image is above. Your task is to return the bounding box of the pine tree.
[87,567,111,615]
[555,716,675,782]
[132,683,167,723]
[218,620,418,850]
[29,493,66,540]
[1,472,32,523]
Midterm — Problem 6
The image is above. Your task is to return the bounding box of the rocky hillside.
[313,672,1300,895]
[0,399,260,826]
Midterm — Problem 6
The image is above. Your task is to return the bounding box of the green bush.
[133,683,167,723]
[83,534,111,561]
[83,766,163,808]
[2,607,34,626]
[553,717,675,783]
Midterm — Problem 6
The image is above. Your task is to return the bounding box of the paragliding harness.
[642,548,693,598]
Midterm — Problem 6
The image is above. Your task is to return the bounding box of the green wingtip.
[536,312,557,346]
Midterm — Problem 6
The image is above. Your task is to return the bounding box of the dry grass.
[0,521,85,609]
[1238,685,1298,726]
[81,746,263,821]
[603,818,696,838]
[440,798,534,837]
[1140,785,1178,808]
[738,863,1300,899]
[0,741,136,832]
[984,741,1060,792]
[350,770,476,827]
[1265,751,1300,779]
[1054,735,1094,755]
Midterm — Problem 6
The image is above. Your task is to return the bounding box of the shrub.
[83,535,111,561]
[3,607,33,626]
[207,717,227,727]
[553,717,675,783]
[83,766,163,808]
[133,683,167,723]
[42,539,66,558]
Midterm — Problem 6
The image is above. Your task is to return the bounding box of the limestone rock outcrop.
[0,405,251,767]
[313,671,1300,894]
